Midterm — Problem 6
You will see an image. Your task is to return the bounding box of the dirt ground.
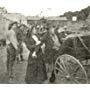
[0,47,90,84]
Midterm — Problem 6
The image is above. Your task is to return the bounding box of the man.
[15,24,26,62]
[6,22,19,80]
[44,26,61,83]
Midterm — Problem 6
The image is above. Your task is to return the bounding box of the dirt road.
[0,47,90,84]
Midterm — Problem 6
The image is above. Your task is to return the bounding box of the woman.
[25,26,47,84]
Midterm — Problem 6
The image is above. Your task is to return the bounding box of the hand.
[36,41,41,45]
[32,52,37,58]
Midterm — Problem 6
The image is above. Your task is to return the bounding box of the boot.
[49,70,56,83]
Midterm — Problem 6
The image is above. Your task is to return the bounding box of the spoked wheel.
[54,54,88,84]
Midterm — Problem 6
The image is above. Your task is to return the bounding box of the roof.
[27,16,67,21]
[27,16,41,20]
[2,13,26,22]
[46,16,67,21]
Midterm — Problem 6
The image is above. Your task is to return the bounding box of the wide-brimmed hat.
[8,21,18,30]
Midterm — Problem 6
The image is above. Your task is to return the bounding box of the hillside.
[61,6,90,21]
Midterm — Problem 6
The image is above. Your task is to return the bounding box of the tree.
[60,6,90,21]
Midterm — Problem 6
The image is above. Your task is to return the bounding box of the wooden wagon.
[54,32,90,84]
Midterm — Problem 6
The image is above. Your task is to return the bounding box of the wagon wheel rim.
[54,54,88,84]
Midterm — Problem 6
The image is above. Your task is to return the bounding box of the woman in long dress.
[25,26,47,84]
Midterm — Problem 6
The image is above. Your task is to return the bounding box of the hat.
[8,21,18,30]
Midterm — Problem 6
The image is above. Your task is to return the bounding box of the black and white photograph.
[0,0,90,84]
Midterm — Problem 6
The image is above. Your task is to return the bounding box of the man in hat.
[6,22,19,80]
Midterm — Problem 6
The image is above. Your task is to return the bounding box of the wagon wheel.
[54,54,88,84]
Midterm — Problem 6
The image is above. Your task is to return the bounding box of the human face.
[32,27,37,35]
[49,27,55,34]
[20,25,25,31]
[12,24,17,30]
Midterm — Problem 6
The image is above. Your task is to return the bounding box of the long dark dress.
[25,34,47,84]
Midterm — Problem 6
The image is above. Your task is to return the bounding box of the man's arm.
[9,30,19,50]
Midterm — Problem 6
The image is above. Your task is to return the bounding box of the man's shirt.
[6,29,19,50]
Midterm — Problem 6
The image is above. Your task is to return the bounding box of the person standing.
[44,26,61,83]
[6,22,19,80]
[15,24,26,63]
[25,26,47,84]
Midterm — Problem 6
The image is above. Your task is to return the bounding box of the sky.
[0,0,90,16]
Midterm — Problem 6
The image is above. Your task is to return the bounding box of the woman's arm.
[24,37,36,51]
